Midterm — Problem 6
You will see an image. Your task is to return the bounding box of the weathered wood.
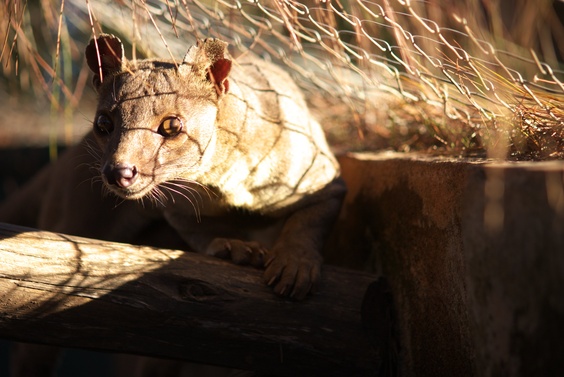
[0,222,390,376]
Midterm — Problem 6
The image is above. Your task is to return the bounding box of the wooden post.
[0,223,392,376]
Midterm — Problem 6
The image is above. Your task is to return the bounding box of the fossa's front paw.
[263,246,322,300]
[205,238,266,267]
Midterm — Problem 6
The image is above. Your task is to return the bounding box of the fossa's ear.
[85,34,125,89]
[184,38,232,96]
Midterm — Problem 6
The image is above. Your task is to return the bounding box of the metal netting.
[2,0,563,158]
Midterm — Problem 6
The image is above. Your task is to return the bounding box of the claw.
[264,257,274,268]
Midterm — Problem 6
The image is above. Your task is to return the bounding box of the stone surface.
[327,152,564,377]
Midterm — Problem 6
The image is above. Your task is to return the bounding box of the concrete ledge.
[328,152,564,376]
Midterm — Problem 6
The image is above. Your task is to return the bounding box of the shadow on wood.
[0,223,394,376]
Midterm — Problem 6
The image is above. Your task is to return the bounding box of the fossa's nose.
[103,163,138,188]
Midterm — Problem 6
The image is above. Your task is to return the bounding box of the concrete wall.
[327,152,564,376]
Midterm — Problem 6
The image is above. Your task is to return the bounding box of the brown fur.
[82,35,345,298]
[0,33,346,377]
[2,35,346,298]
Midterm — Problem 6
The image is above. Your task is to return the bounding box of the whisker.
[160,181,203,222]
[169,177,218,201]
[150,186,168,208]
[110,194,128,209]
[77,175,97,190]
[84,139,102,159]
[160,182,197,204]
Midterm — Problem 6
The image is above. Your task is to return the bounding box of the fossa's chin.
[107,183,154,201]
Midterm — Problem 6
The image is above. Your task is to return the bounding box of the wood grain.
[0,222,390,376]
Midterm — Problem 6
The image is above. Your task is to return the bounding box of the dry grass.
[1,0,563,160]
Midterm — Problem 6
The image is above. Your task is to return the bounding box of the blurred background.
[1,0,563,160]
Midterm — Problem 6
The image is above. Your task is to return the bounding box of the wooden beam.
[0,223,392,376]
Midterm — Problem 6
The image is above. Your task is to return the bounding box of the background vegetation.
[1,0,563,159]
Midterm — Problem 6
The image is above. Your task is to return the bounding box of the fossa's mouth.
[101,163,159,200]
[103,179,155,200]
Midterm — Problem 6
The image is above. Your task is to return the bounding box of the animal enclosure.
[0,1,563,376]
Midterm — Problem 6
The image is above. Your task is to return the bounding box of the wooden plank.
[0,222,391,376]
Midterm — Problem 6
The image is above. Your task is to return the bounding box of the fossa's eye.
[159,117,183,137]
[94,114,114,134]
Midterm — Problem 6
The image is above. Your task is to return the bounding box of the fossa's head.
[85,34,231,200]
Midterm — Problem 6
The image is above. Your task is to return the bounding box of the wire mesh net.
[2,0,563,158]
